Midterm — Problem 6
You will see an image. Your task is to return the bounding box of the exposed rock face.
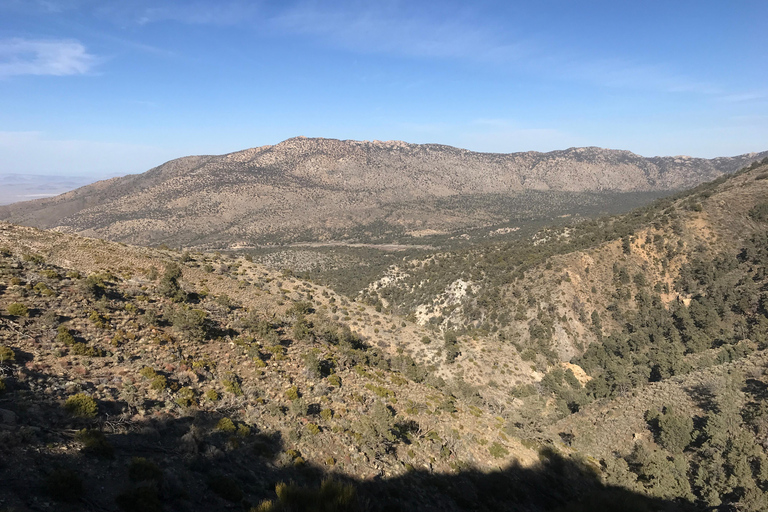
[1,136,765,248]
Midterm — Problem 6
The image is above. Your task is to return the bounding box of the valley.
[0,147,767,511]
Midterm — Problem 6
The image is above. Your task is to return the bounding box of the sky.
[0,0,767,178]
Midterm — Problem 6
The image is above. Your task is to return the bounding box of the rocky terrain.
[1,137,764,249]
[0,221,689,512]
[1,155,768,511]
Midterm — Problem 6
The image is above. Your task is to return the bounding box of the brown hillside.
[1,137,764,249]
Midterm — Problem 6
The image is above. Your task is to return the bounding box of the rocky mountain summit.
[1,137,765,249]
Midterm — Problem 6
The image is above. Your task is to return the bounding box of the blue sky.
[1,0,767,178]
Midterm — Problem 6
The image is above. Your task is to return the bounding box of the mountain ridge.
[1,136,766,249]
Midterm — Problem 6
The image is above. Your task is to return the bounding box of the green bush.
[168,305,207,339]
[34,282,55,296]
[223,378,243,396]
[64,393,98,418]
[285,386,300,400]
[6,303,28,317]
[57,325,76,345]
[71,342,104,357]
[327,374,341,387]
[0,345,15,363]
[255,478,357,512]
[89,310,109,329]
[216,417,237,433]
[139,366,157,379]
[655,406,694,453]
[489,442,509,459]
[157,262,185,301]
[175,387,196,408]
[150,375,167,391]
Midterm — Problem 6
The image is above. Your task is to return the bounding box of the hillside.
[1,137,765,249]
[1,158,768,511]
[349,157,768,509]
[0,222,694,512]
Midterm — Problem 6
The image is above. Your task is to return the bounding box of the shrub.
[748,201,768,222]
[6,303,28,317]
[285,386,300,400]
[168,305,207,339]
[266,345,286,361]
[150,375,167,391]
[223,379,243,396]
[128,457,162,483]
[157,262,185,301]
[208,475,243,503]
[489,442,509,459]
[216,417,237,433]
[71,342,104,357]
[175,387,196,408]
[89,310,109,329]
[40,269,60,279]
[46,469,84,502]
[256,479,357,512]
[657,406,694,453]
[65,393,97,418]
[206,389,220,401]
[34,282,55,296]
[306,423,320,435]
[57,325,76,345]
[327,374,341,387]
[139,366,157,379]
[0,345,15,363]
[75,429,114,458]
[320,408,333,421]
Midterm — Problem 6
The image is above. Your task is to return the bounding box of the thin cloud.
[0,38,96,77]
[718,91,767,103]
[272,3,725,97]
[273,2,531,62]
[562,59,722,95]
[95,1,261,26]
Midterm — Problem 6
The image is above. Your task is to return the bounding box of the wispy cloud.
[718,91,768,103]
[272,2,727,98]
[556,56,721,95]
[0,38,96,77]
[273,2,531,62]
[95,1,261,26]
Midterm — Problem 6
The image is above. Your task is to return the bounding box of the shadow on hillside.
[0,370,702,512]
[684,383,719,413]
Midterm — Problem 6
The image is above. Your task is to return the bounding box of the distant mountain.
[0,173,98,205]
[1,137,765,248]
